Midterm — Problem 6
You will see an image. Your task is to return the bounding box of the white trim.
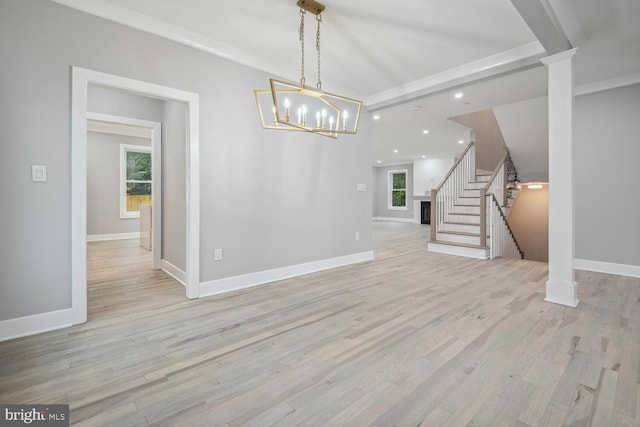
[119,143,152,219]
[545,280,579,307]
[72,66,200,325]
[87,232,140,242]
[388,169,408,211]
[574,259,640,279]
[540,47,578,66]
[575,73,640,96]
[161,260,187,287]
[373,161,416,168]
[372,217,415,223]
[199,251,374,298]
[0,309,72,342]
[427,242,489,259]
[366,41,546,110]
[87,119,153,138]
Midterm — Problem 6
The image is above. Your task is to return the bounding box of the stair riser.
[462,189,481,197]
[436,232,481,245]
[457,197,480,206]
[428,242,489,259]
[439,223,480,233]
[446,213,479,223]
[451,205,480,214]
[476,175,491,182]
[466,182,487,190]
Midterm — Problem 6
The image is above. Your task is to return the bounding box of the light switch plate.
[357,183,366,192]
[32,165,47,182]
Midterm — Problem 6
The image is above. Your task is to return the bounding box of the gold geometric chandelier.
[254,0,362,139]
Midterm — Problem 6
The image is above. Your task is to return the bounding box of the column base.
[544,280,579,307]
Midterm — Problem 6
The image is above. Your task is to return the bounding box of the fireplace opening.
[421,201,431,225]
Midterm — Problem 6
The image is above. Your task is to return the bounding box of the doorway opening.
[71,67,200,325]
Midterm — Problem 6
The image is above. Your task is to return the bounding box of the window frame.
[387,169,408,211]
[120,143,152,219]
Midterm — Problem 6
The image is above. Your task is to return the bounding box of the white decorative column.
[541,48,579,307]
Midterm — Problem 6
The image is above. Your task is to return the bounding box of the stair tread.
[428,240,489,250]
[443,221,481,226]
[449,213,480,216]
[454,204,480,207]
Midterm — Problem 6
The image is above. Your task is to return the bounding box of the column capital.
[541,48,578,66]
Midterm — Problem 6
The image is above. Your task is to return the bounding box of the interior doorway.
[71,67,201,325]
[86,112,162,269]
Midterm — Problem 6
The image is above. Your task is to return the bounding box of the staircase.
[428,142,523,260]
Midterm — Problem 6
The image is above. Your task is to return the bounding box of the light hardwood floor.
[1,222,638,426]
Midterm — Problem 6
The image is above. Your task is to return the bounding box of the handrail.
[435,141,475,193]
[482,154,507,193]
[480,154,508,247]
[487,193,524,259]
[431,141,475,242]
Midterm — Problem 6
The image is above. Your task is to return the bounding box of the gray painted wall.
[0,0,372,321]
[88,84,164,122]
[574,83,640,267]
[161,101,187,271]
[87,132,151,235]
[373,164,413,219]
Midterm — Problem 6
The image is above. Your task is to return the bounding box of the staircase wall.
[449,109,508,172]
[508,184,549,262]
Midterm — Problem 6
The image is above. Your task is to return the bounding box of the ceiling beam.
[365,42,545,111]
[511,0,572,54]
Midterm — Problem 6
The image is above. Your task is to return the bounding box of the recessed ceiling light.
[393,149,398,153]
[423,129,429,134]
[373,114,380,120]
[458,140,464,144]
[412,106,422,111]
[454,92,464,99]
[377,160,381,164]
[421,155,426,159]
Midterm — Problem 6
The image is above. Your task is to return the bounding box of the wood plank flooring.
[1,223,639,426]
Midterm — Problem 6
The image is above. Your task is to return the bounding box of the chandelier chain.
[299,9,306,86]
[316,13,322,90]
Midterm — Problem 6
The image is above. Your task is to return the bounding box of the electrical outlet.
[214,248,223,261]
[355,232,360,241]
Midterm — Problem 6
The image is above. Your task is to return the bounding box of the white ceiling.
[53,0,640,170]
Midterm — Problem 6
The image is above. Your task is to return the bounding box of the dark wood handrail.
[487,193,524,259]
[434,141,475,193]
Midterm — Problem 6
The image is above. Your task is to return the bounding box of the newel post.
[479,188,486,247]
[430,189,437,241]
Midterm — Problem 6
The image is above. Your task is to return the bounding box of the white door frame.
[87,112,163,270]
[71,66,200,325]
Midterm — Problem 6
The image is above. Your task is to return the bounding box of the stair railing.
[487,194,524,259]
[430,142,475,241]
[480,153,523,258]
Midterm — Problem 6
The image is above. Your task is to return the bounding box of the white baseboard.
[161,259,187,286]
[574,259,640,278]
[0,309,73,342]
[372,217,415,223]
[87,232,140,242]
[199,251,374,298]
